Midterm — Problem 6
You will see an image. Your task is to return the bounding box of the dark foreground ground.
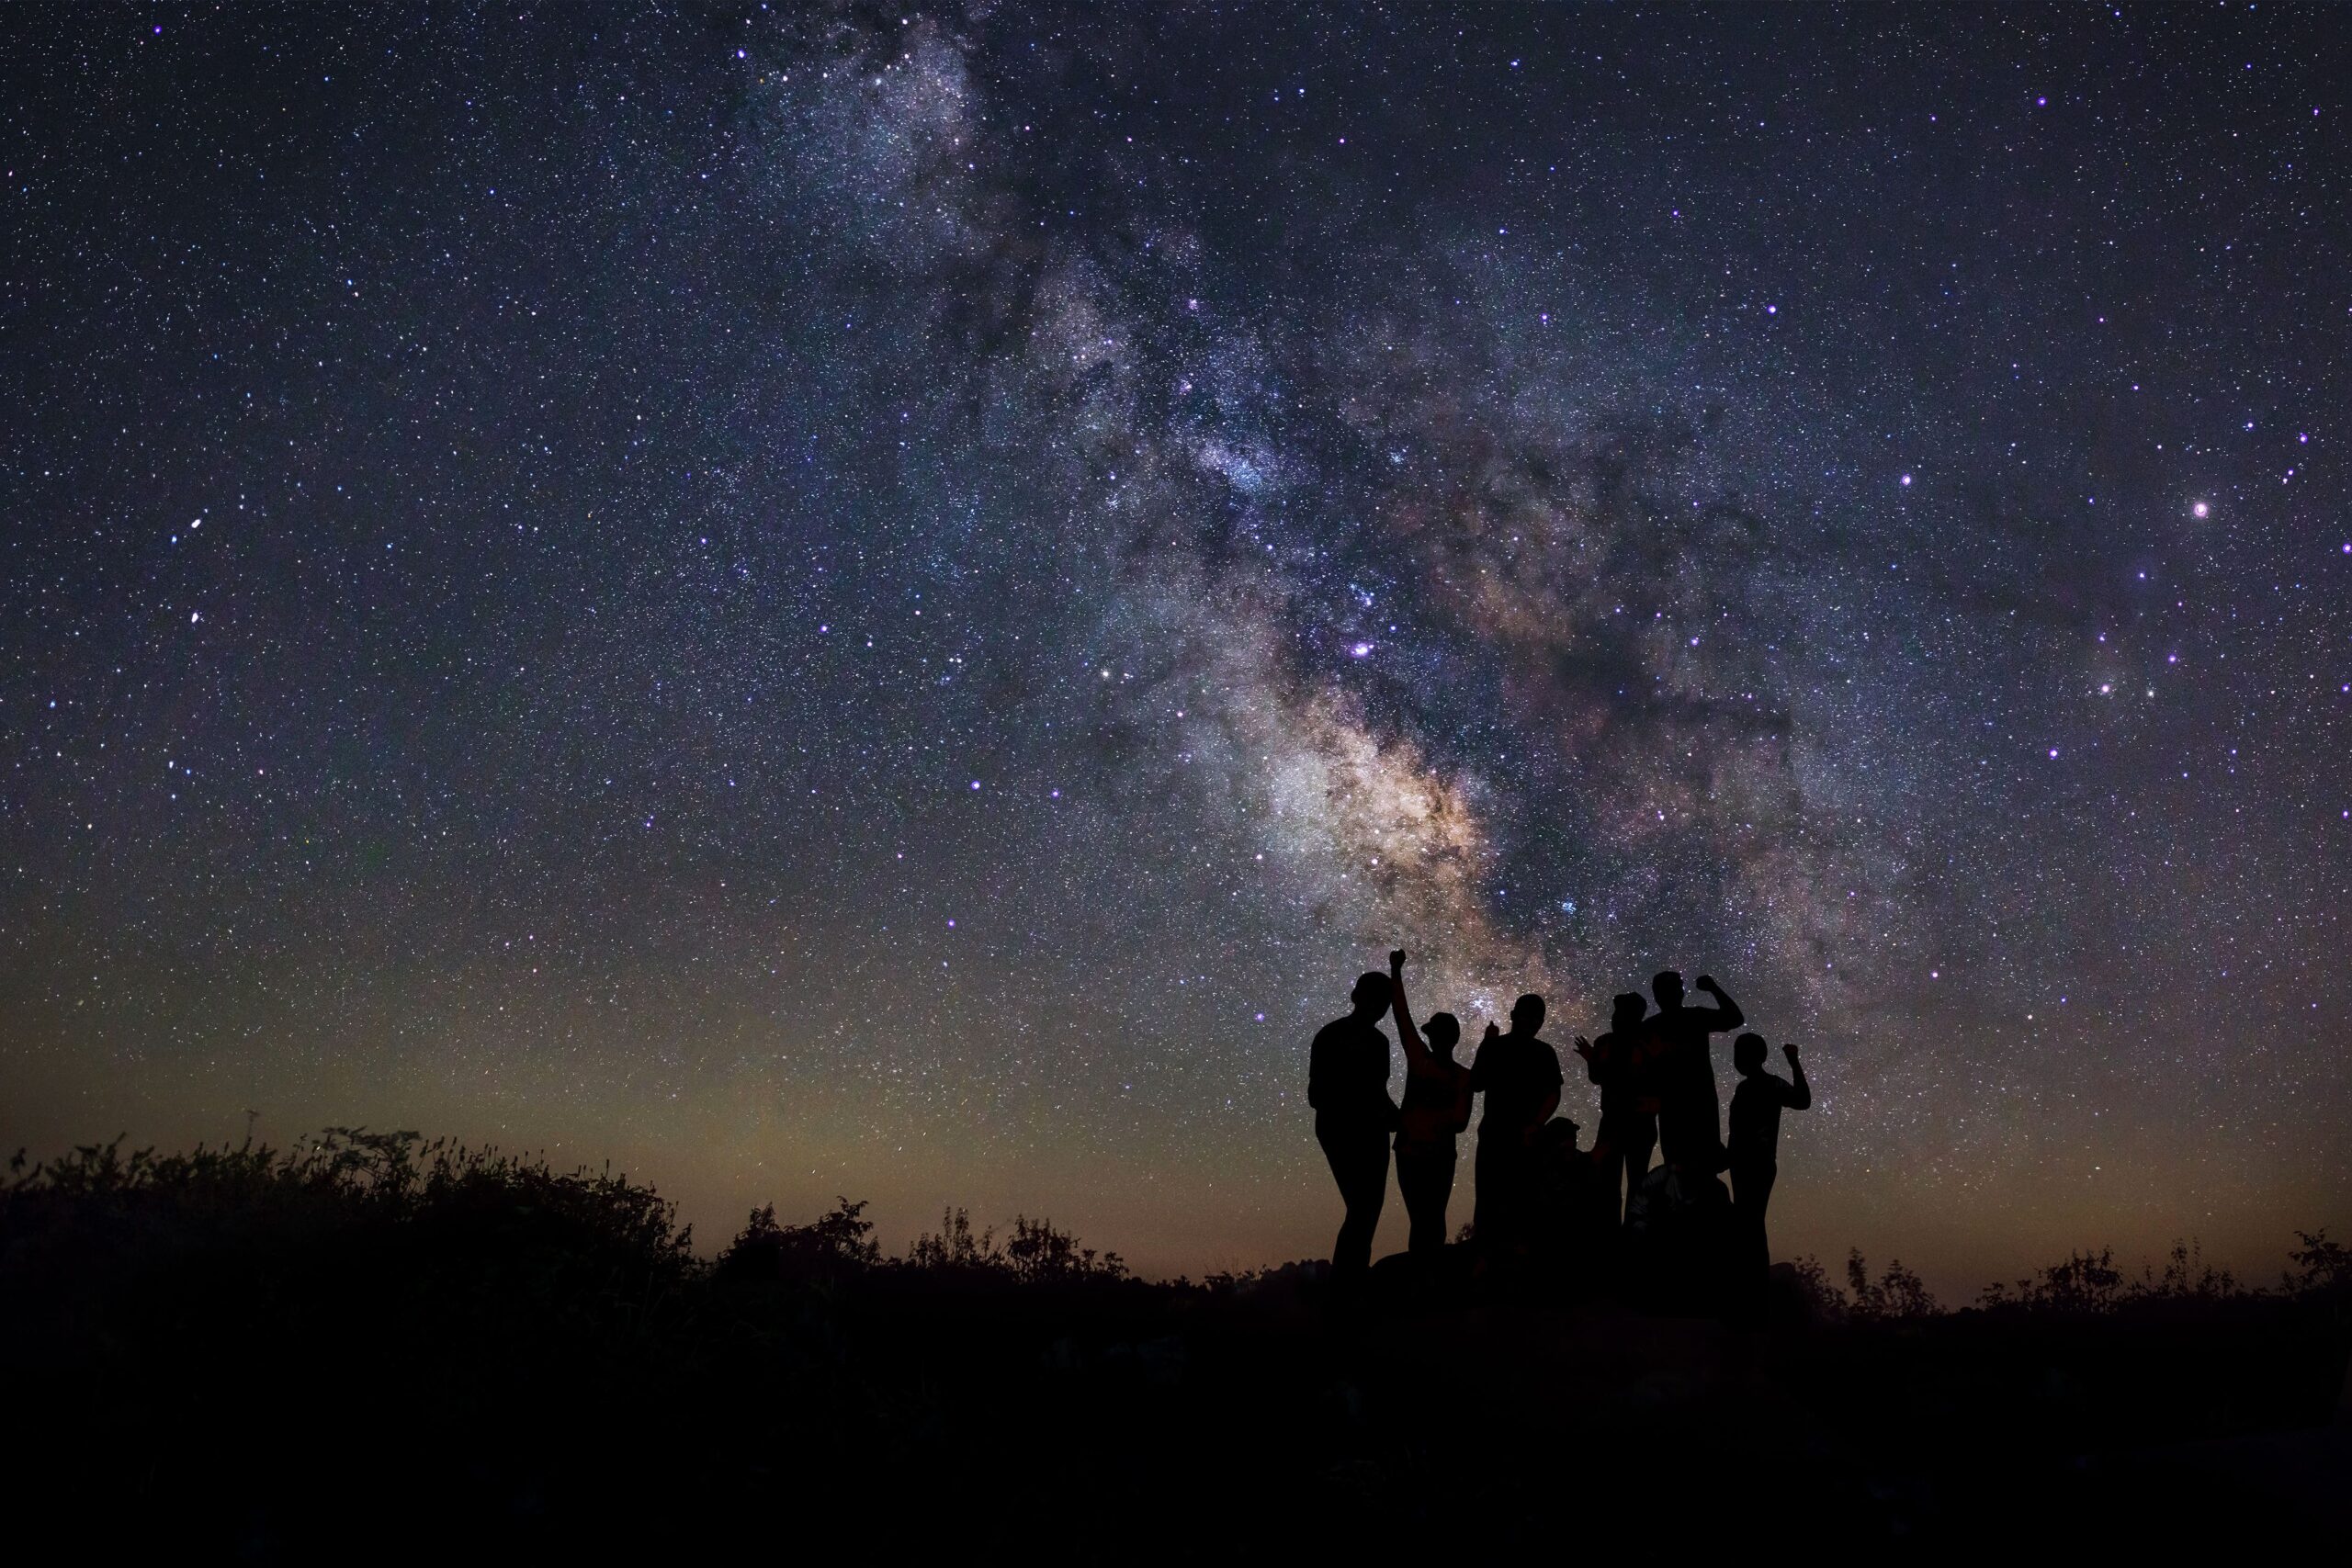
[3,1133,2346,1557]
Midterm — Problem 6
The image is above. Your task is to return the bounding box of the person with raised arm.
[1387,949,1474,1257]
[1307,964,1400,1293]
[1467,991,1563,1253]
[1643,970,1744,1175]
[1727,1034,1812,1269]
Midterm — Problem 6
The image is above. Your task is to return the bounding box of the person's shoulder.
[1311,1016,1351,1045]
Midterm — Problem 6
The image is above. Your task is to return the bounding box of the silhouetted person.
[1644,970,1744,1173]
[1308,968,1399,1292]
[1531,1115,1601,1285]
[1727,1033,1811,1269]
[1574,991,1656,1225]
[1468,993,1563,1251]
[1623,1158,1735,1314]
[1387,950,1472,1257]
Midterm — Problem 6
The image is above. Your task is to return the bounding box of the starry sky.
[5,3,2348,1294]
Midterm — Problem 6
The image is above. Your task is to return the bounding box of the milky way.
[5,5,2348,1292]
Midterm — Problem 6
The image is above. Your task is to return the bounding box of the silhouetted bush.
[1844,1248,1940,1320]
[713,1196,880,1284]
[1976,1246,2122,1313]
[1001,1213,1129,1283]
[900,1205,1129,1283]
[2287,1228,2351,1301]
[2134,1238,2239,1301]
[906,1202,1002,1272]
[1974,1239,2276,1314]
[3,1127,698,1303]
[1781,1253,1849,1322]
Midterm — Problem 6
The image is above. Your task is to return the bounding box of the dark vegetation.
[3,1131,2346,1556]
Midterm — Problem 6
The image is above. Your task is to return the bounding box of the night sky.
[6,4,2348,1294]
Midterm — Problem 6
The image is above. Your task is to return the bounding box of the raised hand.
[1695,974,1722,995]
[1783,1042,1801,1065]
[1389,948,1407,976]
[1573,1035,1593,1058]
[1482,1021,1500,1046]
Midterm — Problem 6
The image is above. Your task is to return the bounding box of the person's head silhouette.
[1350,970,1393,1019]
[1734,1032,1769,1074]
[1611,991,1647,1031]
[1652,970,1685,1010]
[1425,1010,1462,1055]
[1510,993,1545,1034]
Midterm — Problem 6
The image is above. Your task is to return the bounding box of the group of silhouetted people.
[1308,952,1810,1308]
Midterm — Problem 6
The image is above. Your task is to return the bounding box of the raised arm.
[1694,974,1745,1032]
[1388,950,1431,1071]
[1468,1021,1499,1090]
[1575,1033,1604,1086]
[1783,1043,1812,1110]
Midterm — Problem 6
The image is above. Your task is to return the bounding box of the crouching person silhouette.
[1531,1116,1603,1291]
[1309,967,1400,1293]
[1727,1033,1811,1295]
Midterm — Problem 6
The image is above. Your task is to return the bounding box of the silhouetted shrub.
[899,1205,1127,1283]
[713,1196,880,1284]
[906,1203,1004,1272]
[1976,1247,2122,1313]
[1001,1213,1128,1283]
[1845,1249,1939,1320]
[2286,1228,2351,1301]
[2,1127,697,1290]
[1781,1254,1849,1322]
[1971,1236,2312,1314]
[2132,1239,2240,1302]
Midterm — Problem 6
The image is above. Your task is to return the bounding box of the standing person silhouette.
[1307,967,1399,1292]
[1387,949,1473,1257]
[1645,971,1744,1174]
[1468,993,1563,1251]
[1727,1034,1811,1269]
[1574,991,1656,1224]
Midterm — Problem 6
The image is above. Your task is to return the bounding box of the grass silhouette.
[4,1130,2345,1555]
